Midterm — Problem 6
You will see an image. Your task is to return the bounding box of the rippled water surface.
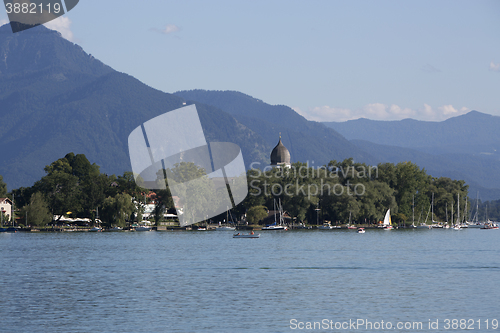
[1,229,499,332]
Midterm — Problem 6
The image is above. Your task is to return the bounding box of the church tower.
[270,135,291,169]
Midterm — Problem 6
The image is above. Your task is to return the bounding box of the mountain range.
[324,112,500,200]
[0,23,372,192]
[1,23,500,200]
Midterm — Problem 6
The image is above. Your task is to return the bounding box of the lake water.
[1,228,499,332]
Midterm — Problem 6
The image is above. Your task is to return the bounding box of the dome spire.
[270,134,291,168]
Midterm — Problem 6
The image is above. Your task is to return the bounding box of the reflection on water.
[1,229,499,332]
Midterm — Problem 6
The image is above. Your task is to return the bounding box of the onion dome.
[270,136,291,167]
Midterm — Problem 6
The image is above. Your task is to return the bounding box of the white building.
[0,198,12,222]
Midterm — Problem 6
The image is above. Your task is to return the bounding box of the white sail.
[383,209,391,226]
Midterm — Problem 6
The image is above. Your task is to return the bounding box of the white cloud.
[296,103,470,122]
[294,106,352,122]
[438,105,458,116]
[151,24,181,35]
[44,16,74,41]
[490,61,500,72]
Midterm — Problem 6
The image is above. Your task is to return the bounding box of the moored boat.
[216,225,236,231]
[135,225,152,231]
[481,221,499,229]
[262,224,287,230]
[382,209,393,230]
[357,227,365,233]
[262,199,288,230]
[318,222,333,230]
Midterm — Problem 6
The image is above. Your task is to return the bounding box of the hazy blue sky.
[2,0,499,121]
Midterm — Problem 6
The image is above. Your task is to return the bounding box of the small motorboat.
[233,232,260,238]
[89,226,102,232]
[135,225,152,231]
[481,222,499,229]
[262,224,287,230]
[216,225,236,231]
[357,228,365,233]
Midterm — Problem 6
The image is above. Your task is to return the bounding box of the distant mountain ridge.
[325,112,500,200]
[174,90,374,167]
[324,111,500,154]
[2,22,500,201]
[0,24,269,190]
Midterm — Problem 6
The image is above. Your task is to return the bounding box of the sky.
[1,0,499,122]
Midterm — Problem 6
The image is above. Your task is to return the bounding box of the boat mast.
[476,192,479,224]
[464,196,468,223]
[412,195,415,226]
[451,199,454,225]
[446,202,448,224]
[457,193,460,225]
[431,193,434,223]
[274,200,277,224]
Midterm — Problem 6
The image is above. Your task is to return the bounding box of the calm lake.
[1,228,499,332]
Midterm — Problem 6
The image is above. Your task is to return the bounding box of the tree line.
[236,159,469,226]
[0,153,472,228]
[1,153,172,228]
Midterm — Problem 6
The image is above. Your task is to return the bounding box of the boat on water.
[262,224,287,230]
[216,209,236,231]
[382,209,393,230]
[216,225,235,231]
[108,226,123,231]
[89,226,102,232]
[0,227,16,233]
[233,232,260,238]
[357,227,365,233]
[318,222,333,230]
[262,199,288,230]
[294,223,313,229]
[346,211,356,229]
[468,192,482,228]
[481,221,499,229]
[135,225,152,231]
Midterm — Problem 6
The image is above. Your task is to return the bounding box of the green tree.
[102,193,135,228]
[21,192,52,227]
[82,173,109,222]
[246,206,268,224]
[34,171,81,220]
[0,175,7,198]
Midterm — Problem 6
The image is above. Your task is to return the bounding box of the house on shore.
[0,198,12,222]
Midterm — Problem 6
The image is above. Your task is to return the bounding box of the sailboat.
[262,199,288,230]
[382,209,393,230]
[216,208,236,231]
[453,193,462,230]
[468,192,482,228]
